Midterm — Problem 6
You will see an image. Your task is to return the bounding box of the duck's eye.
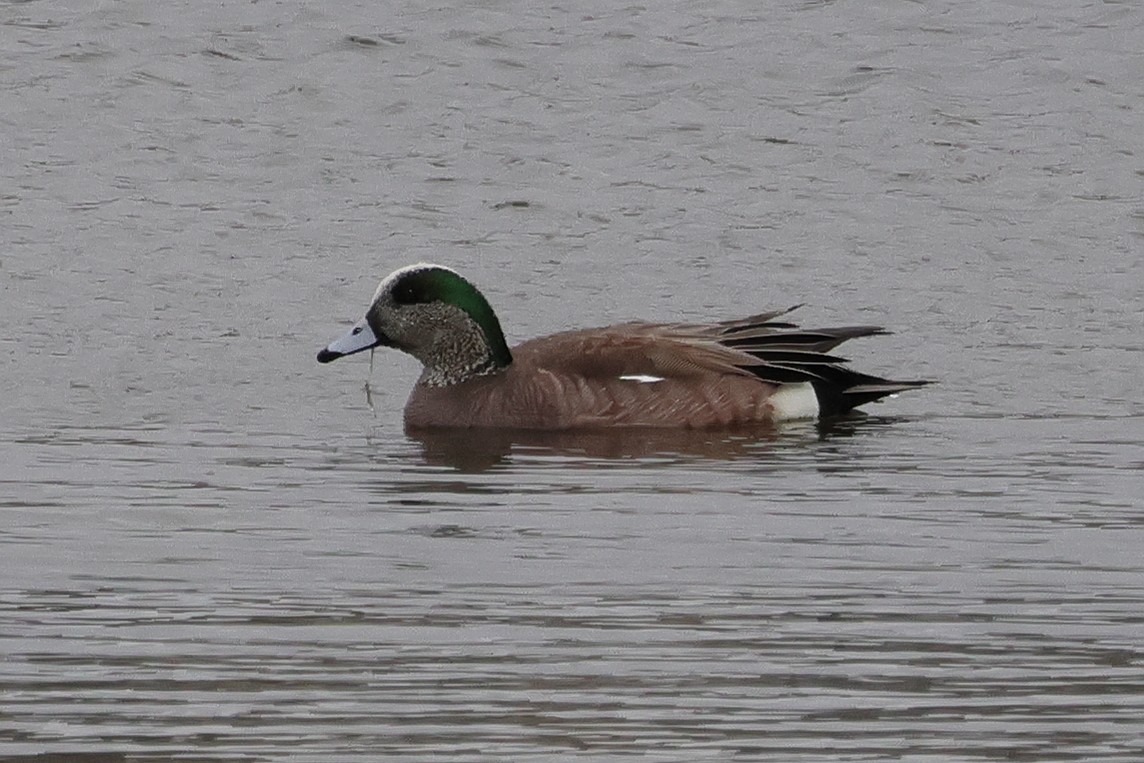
[351,325,363,335]
[393,283,422,305]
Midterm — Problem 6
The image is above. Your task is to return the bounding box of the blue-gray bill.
[317,321,381,364]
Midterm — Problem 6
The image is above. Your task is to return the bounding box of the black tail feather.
[814,379,932,415]
[716,312,930,415]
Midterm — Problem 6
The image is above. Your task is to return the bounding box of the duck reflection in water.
[390,408,904,472]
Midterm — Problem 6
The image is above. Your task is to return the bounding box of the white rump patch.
[768,382,820,421]
[618,374,666,384]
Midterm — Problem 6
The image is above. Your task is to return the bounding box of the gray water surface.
[3,0,1143,761]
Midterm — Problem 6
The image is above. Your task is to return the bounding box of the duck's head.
[317,263,512,386]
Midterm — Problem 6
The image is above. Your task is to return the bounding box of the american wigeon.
[317,263,930,429]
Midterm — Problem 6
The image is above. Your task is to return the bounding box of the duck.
[316,263,930,430]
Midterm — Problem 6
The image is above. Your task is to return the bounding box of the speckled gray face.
[316,320,382,364]
[317,264,514,385]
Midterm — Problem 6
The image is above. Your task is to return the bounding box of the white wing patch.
[768,382,821,421]
[619,374,666,384]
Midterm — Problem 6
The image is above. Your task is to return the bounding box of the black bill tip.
[316,348,342,364]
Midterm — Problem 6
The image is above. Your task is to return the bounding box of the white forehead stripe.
[373,262,460,303]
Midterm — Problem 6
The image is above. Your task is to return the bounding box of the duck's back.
[403,324,787,430]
